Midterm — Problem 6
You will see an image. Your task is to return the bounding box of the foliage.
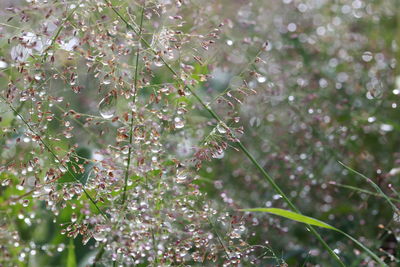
[0,0,399,266]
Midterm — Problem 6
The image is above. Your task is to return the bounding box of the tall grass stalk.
[103,1,345,265]
[0,96,108,220]
[121,3,145,206]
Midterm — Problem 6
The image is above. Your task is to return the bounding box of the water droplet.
[64,132,73,139]
[393,212,400,223]
[186,210,194,218]
[128,101,137,112]
[153,60,164,67]
[93,231,106,242]
[63,192,72,201]
[1,179,11,186]
[273,194,282,200]
[176,170,188,183]
[362,51,373,62]
[229,229,241,239]
[151,145,161,153]
[71,213,77,223]
[121,145,130,155]
[249,117,261,127]
[56,244,65,252]
[257,76,267,83]
[99,94,117,119]
[0,60,8,69]
[216,124,227,134]
[174,117,185,129]
[132,125,145,142]
[59,166,67,173]
[287,23,297,32]
[212,151,224,159]
[187,224,196,232]
[22,199,29,207]
[380,124,393,132]
[160,87,169,94]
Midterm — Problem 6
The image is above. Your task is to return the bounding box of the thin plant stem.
[207,216,230,259]
[209,46,265,105]
[42,4,80,62]
[329,182,400,203]
[0,96,108,221]
[102,1,346,265]
[339,161,400,215]
[93,3,145,266]
[236,141,345,265]
[121,3,145,206]
[92,243,106,267]
[53,104,106,148]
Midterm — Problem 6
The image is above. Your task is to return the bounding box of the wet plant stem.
[93,3,145,266]
[121,2,145,206]
[207,217,230,259]
[105,1,345,265]
[42,4,79,62]
[0,96,108,220]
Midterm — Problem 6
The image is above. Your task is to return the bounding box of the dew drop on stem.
[176,170,188,183]
[99,94,117,119]
[174,117,185,129]
[362,51,373,62]
[1,179,11,186]
[154,60,164,67]
[216,123,227,134]
[257,76,267,83]
[93,231,106,242]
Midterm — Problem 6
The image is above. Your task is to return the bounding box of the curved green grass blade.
[67,238,77,267]
[243,208,337,230]
[242,208,387,266]
[103,2,343,265]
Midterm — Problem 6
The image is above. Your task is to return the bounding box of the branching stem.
[121,2,145,206]
[104,1,346,265]
[0,96,109,221]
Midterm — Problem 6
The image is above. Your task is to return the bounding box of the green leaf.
[242,208,387,266]
[67,238,77,267]
[241,208,337,230]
